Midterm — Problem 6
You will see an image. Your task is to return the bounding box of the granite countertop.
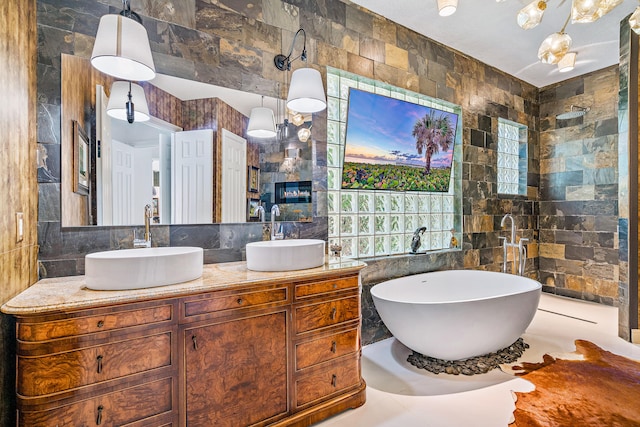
[1,258,366,316]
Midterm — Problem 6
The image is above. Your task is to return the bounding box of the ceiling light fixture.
[247,96,276,138]
[297,127,311,143]
[91,0,156,82]
[514,0,628,71]
[291,113,305,126]
[517,1,547,30]
[630,6,640,34]
[437,0,458,16]
[537,12,572,65]
[571,0,622,23]
[274,28,326,114]
[558,52,577,72]
[106,81,150,123]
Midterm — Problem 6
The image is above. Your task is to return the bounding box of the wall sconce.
[274,29,326,113]
[247,96,276,138]
[106,81,150,123]
[91,0,156,81]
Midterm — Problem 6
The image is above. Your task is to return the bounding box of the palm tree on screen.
[412,110,454,174]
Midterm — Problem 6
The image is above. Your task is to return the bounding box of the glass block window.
[326,67,462,258]
[497,118,528,195]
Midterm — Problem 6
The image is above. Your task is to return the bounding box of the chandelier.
[515,0,637,72]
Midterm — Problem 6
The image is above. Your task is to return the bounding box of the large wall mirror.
[60,54,313,227]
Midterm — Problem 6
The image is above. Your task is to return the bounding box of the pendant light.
[630,6,640,34]
[571,0,622,24]
[247,96,276,138]
[517,1,547,30]
[91,0,156,81]
[107,81,150,123]
[274,28,327,114]
[538,12,572,65]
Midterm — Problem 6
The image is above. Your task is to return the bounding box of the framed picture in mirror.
[248,165,260,193]
[72,120,90,195]
[247,198,261,221]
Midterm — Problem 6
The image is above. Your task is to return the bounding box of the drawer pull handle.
[97,320,104,328]
[192,335,198,350]
[96,405,104,425]
[332,283,338,289]
[237,298,244,305]
[331,341,337,353]
[331,374,337,387]
[96,355,103,374]
[330,307,337,320]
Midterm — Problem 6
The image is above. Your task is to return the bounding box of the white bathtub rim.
[370,270,542,305]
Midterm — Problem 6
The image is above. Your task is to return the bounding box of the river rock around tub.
[407,338,529,375]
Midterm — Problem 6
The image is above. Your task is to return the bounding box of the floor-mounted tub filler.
[371,269,542,361]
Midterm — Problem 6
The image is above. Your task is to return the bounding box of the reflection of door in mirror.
[221,129,248,223]
[96,85,181,226]
[172,129,214,224]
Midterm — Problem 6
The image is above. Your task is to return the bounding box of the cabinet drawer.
[18,332,172,397]
[19,377,173,426]
[295,356,360,407]
[183,287,287,317]
[295,328,359,370]
[295,276,358,299]
[18,305,173,342]
[295,296,360,334]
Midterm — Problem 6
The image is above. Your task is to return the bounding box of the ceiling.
[351,0,637,88]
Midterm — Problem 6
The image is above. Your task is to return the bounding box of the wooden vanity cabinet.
[15,300,179,426]
[11,268,365,426]
[181,283,290,426]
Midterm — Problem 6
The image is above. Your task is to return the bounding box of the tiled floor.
[316,293,640,427]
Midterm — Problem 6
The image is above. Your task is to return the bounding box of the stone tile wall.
[538,67,621,308]
[36,0,540,286]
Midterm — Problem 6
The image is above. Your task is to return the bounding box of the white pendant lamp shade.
[437,0,458,17]
[247,107,277,138]
[286,68,327,113]
[107,81,150,122]
[91,14,156,81]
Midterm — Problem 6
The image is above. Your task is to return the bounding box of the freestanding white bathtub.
[371,270,541,361]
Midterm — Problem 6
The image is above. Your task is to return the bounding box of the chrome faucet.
[410,227,426,254]
[270,204,283,240]
[499,214,528,275]
[133,204,153,248]
[255,205,265,222]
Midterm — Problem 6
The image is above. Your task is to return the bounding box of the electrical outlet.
[16,212,24,243]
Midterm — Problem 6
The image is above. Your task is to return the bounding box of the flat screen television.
[341,88,458,192]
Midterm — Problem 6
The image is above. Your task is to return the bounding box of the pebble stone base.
[407,338,529,375]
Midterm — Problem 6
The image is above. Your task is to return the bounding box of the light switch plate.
[16,212,24,243]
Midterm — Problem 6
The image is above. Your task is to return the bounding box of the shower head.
[556,105,590,120]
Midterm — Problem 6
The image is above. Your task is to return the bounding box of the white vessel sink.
[85,247,203,290]
[246,239,325,272]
